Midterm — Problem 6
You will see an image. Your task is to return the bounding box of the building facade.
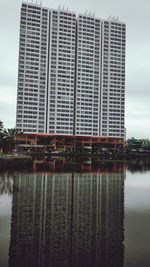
[16,2,126,138]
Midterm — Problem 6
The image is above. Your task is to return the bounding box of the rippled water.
[0,162,150,267]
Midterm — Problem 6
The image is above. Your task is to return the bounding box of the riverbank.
[0,155,33,171]
[1,152,150,173]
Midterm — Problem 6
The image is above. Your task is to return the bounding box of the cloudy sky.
[0,0,150,138]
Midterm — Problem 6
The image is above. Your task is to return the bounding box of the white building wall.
[47,9,76,135]
[16,2,49,133]
[75,15,101,136]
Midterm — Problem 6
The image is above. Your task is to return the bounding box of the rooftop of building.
[21,1,126,24]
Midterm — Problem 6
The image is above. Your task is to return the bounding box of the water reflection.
[127,159,150,173]
[0,173,13,195]
[9,169,125,267]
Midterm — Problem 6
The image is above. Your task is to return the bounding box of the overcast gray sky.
[0,0,150,138]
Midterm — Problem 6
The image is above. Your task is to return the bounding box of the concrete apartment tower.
[16,2,126,139]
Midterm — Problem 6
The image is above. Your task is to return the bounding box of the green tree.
[0,120,3,130]
[0,128,19,153]
[0,127,4,152]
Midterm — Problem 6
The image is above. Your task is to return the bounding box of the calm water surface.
[0,162,150,267]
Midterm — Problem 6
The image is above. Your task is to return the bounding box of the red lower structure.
[16,133,125,152]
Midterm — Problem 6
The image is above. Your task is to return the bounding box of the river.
[0,161,150,267]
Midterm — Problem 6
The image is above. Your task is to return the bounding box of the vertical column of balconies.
[75,15,101,136]
[47,9,76,135]
[16,3,49,134]
[100,20,126,138]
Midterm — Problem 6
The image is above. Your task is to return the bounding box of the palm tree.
[0,128,19,153]
[0,120,3,130]
[0,127,4,152]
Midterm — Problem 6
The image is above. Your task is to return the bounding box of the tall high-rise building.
[16,2,126,138]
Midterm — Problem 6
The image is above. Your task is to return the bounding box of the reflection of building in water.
[72,172,124,267]
[9,171,125,267]
[0,173,13,195]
